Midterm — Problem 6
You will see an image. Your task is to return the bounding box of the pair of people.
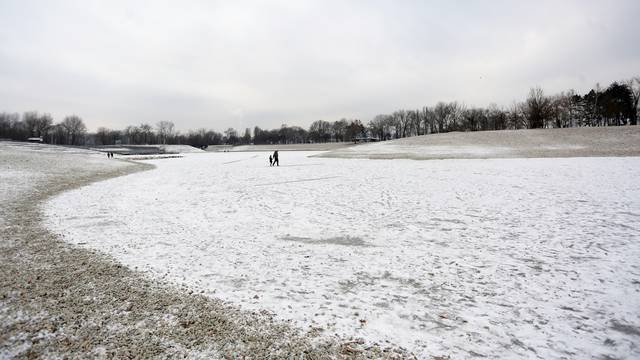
[106,152,114,158]
[269,150,279,166]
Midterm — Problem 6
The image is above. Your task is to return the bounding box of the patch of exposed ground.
[0,142,412,359]
[281,236,372,247]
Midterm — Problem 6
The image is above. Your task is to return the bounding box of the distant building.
[27,137,43,143]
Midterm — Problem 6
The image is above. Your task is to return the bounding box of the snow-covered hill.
[319,126,640,159]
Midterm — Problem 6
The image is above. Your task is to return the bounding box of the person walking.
[269,155,273,166]
[272,150,279,166]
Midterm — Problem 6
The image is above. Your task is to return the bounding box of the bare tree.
[345,120,365,141]
[564,89,582,127]
[421,106,435,134]
[96,127,120,145]
[309,120,332,142]
[23,111,39,137]
[433,102,448,133]
[396,110,410,138]
[368,115,388,140]
[450,102,464,131]
[389,112,402,138]
[487,104,507,130]
[124,126,140,144]
[409,110,422,136]
[0,112,24,140]
[36,113,53,138]
[524,87,553,129]
[627,76,640,125]
[156,121,175,144]
[48,123,67,144]
[433,102,462,133]
[60,115,87,145]
[463,108,484,131]
[507,102,524,129]
[139,123,154,144]
[224,128,239,144]
[332,119,348,142]
[242,128,252,144]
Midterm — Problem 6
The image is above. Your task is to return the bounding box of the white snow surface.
[44,152,640,358]
[160,145,204,153]
[340,143,514,157]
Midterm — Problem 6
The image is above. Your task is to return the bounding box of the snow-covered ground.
[320,126,640,160]
[207,143,353,152]
[44,152,640,358]
[0,141,123,205]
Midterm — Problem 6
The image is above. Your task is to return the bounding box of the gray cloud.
[1,0,638,131]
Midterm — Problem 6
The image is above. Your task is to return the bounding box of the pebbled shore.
[0,142,412,359]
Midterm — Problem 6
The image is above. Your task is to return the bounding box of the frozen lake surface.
[45,152,640,358]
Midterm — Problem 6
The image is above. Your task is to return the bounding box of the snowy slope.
[44,152,640,358]
[160,145,204,153]
[320,126,640,160]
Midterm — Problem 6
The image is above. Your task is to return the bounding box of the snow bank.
[44,152,640,358]
[89,145,203,155]
[159,145,204,153]
[208,143,352,152]
[1,141,98,155]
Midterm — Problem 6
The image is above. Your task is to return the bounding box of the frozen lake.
[45,152,640,358]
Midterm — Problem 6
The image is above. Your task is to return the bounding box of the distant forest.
[1,77,638,147]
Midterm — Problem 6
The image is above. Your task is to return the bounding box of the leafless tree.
[48,123,67,144]
[35,113,53,138]
[487,104,507,130]
[96,127,110,145]
[390,110,410,138]
[156,121,175,144]
[60,115,87,145]
[23,111,39,137]
[433,102,462,132]
[368,115,389,140]
[139,123,154,144]
[224,127,239,144]
[506,102,524,129]
[408,110,422,136]
[242,128,252,144]
[124,126,140,144]
[523,87,553,129]
[332,119,348,142]
[0,112,24,140]
[627,76,640,125]
[421,106,435,134]
[309,120,332,142]
[463,108,484,131]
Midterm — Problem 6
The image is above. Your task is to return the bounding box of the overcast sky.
[1,1,638,132]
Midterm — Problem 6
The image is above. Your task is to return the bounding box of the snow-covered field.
[44,151,640,358]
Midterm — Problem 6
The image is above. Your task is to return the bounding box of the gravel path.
[0,142,411,359]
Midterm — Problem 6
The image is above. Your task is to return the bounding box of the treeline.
[1,77,638,147]
[0,112,87,145]
[365,78,639,140]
